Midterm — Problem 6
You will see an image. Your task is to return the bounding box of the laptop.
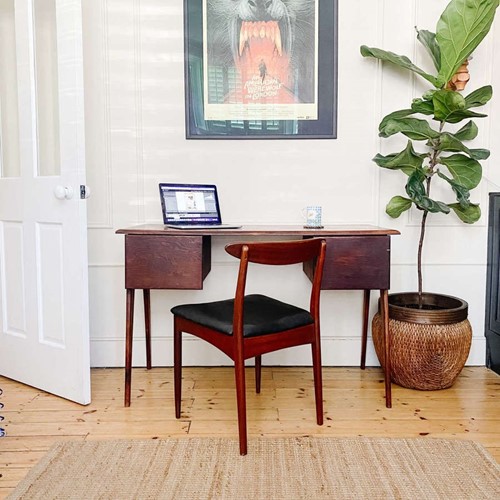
[159,183,241,229]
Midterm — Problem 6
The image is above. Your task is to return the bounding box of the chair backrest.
[226,239,325,266]
[225,239,327,318]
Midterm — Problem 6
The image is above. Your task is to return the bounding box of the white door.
[0,0,90,404]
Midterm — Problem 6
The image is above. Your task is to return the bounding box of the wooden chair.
[171,238,327,455]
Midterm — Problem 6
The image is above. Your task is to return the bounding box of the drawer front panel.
[125,235,209,289]
[304,236,390,290]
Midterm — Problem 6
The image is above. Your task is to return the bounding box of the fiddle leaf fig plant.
[360,0,498,300]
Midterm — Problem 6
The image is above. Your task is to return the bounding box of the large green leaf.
[405,169,451,214]
[373,141,426,175]
[436,132,489,159]
[436,132,469,153]
[378,109,415,133]
[433,85,491,124]
[433,90,466,121]
[421,198,451,213]
[437,171,471,207]
[454,120,479,140]
[416,29,441,70]
[442,109,488,124]
[412,194,451,213]
[465,85,493,108]
[439,154,482,189]
[411,98,434,115]
[405,168,427,196]
[449,203,481,223]
[380,117,441,140]
[436,0,499,84]
[386,196,412,218]
[468,148,490,160]
[360,46,442,87]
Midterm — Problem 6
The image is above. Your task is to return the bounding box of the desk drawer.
[125,235,211,289]
[304,236,390,290]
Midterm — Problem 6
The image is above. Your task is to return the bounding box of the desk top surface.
[116,224,400,237]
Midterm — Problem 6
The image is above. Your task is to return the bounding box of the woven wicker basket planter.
[372,293,472,390]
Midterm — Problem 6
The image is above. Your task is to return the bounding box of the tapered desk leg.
[125,288,135,407]
[143,289,151,370]
[380,289,392,408]
[361,289,370,369]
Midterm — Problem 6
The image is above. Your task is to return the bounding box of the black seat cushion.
[171,294,313,338]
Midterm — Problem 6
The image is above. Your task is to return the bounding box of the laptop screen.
[159,183,223,225]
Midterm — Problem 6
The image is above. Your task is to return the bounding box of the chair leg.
[311,340,323,426]
[173,318,182,419]
[234,357,248,455]
[361,289,370,369]
[255,355,262,394]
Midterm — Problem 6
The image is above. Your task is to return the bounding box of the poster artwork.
[203,0,318,121]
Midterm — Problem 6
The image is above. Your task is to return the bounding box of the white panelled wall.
[82,0,500,368]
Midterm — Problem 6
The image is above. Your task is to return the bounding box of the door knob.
[54,185,74,200]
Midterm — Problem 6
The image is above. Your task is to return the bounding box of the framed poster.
[184,0,337,139]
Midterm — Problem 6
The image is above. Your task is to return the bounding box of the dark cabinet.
[485,193,500,374]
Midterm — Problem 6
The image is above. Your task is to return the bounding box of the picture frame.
[184,0,338,139]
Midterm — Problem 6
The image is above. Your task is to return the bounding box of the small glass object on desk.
[302,206,323,228]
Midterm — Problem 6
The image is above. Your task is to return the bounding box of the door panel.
[0,0,21,177]
[0,222,26,336]
[33,0,60,176]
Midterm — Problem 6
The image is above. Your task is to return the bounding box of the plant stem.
[417,179,431,306]
[417,123,443,306]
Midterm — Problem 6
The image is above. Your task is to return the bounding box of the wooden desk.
[116,224,399,408]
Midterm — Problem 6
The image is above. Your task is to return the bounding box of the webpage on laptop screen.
[161,185,219,223]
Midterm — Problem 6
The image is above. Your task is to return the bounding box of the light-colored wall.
[82,0,500,368]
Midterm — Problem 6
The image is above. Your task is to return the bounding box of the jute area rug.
[8,437,500,500]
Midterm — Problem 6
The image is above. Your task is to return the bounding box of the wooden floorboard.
[1,366,499,498]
